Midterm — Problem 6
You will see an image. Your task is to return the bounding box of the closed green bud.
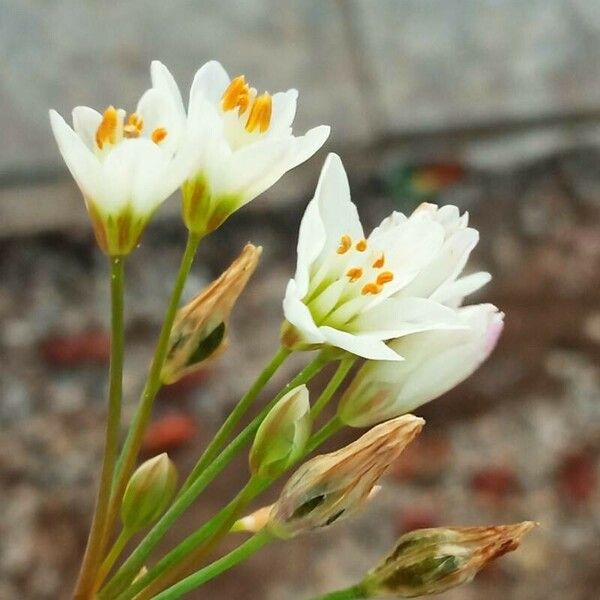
[121,453,178,532]
[362,522,537,597]
[249,385,311,479]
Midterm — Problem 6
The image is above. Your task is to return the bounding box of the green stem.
[99,232,200,560]
[73,256,125,600]
[100,352,329,599]
[181,346,291,492]
[308,584,368,600]
[310,356,356,421]
[306,416,343,454]
[94,528,132,592]
[151,531,273,600]
[118,477,267,600]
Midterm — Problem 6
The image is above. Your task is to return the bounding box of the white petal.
[269,89,298,134]
[72,106,102,152]
[432,271,491,306]
[319,326,402,360]
[294,197,326,297]
[189,60,230,117]
[351,297,467,338]
[150,60,185,121]
[286,125,330,171]
[282,280,325,344]
[49,110,103,202]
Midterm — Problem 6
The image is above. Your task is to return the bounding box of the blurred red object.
[394,506,438,535]
[143,413,198,454]
[558,451,597,503]
[471,466,521,502]
[40,330,110,366]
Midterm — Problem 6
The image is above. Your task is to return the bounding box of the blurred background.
[1,1,600,599]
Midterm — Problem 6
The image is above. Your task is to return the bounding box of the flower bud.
[231,504,274,534]
[121,453,178,532]
[362,522,536,597]
[338,304,504,427]
[161,244,261,384]
[249,385,311,479]
[268,414,424,538]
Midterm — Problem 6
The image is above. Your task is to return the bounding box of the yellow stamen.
[95,106,118,149]
[337,234,352,254]
[361,282,381,295]
[372,252,385,269]
[245,93,272,133]
[123,112,144,138]
[151,127,168,144]
[346,267,363,282]
[356,239,367,252]
[221,75,250,112]
[376,271,394,285]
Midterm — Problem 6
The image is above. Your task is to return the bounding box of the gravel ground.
[0,148,599,599]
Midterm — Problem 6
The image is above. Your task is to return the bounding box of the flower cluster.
[49,59,533,600]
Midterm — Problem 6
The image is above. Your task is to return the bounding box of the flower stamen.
[95,106,119,149]
[245,93,272,133]
[123,113,144,138]
[337,234,352,254]
[151,127,168,144]
[346,267,363,282]
[372,252,385,269]
[222,75,251,113]
[356,239,367,252]
[376,271,394,285]
[361,282,382,295]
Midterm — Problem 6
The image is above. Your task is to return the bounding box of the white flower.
[282,153,491,360]
[49,61,190,255]
[181,61,330,235]
[337,304,504,427]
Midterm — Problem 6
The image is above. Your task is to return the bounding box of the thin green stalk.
[118,477,268,600]
[94,528,132,592]
[310,356,356,421]
[308,584,369,600]
[151,531,273,600]
[73,256,125,600]
[100,352,329,599]
[181,346,291,492]
[119,398,345,599]
[99,232,200,560]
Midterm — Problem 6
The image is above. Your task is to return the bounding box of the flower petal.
[72,106,102,152]
[283,280,325,344]
[189,60,230,116]
[319,326,403,360]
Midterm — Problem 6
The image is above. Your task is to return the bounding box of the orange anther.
[372,252,385,269]
[356,239,367,252]
[346,267,363,282]
[95,106,118,149]
[245,93,272,133]
[361,282,381,295]
[221,75,249,112]
[151,127,168,144]
[123,112,144,138]
[337,234,352,254]
[376,271,394,285]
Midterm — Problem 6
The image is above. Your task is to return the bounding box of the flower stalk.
[73,256,125,599]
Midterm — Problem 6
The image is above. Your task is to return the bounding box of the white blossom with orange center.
[180,61,330,235]
[282,154,492,360]
[49,61,191,255]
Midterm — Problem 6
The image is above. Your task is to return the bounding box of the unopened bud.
[161,244,261,384]
[268,414,424,538]
[121,453,178,532]
[362,522,537,597]
[250,385,311,479]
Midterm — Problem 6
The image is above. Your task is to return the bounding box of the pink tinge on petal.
[484,319,504,355]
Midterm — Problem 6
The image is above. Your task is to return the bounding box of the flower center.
[221,75,272,133]
[336,234,395,296]
[95,106,168,150]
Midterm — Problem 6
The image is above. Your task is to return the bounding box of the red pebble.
[471,466,520,502]
[142,413,198,454]
[40,330,110,366]
[558,451,597,503]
